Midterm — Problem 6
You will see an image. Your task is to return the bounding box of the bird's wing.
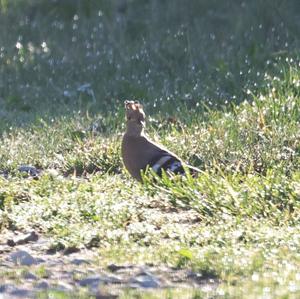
[142,137,186,176]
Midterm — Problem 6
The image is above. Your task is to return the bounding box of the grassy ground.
[0,1,300,298]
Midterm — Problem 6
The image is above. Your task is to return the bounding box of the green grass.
[0,1,300,298]
[1,0,300,127]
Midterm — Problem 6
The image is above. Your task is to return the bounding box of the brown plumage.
[121,100,200,182]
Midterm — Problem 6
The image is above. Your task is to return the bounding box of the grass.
[0,0,300,298]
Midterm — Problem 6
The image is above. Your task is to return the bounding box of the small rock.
[0,170,8,178]
[7,239,16,247]
[86,236,100,248]
[137,268,152,276]
[46,260,65,268]
[23,271,38,280]
[9,288,32,297]
[13,231,39,245]
[63,246,80,255]
[102,274,122,284]
[19,231,39,244]
[130,273,161,288]
[107,264,122,272]
[54,282,74,292]
[71,258,90,265]
[9,250,37,266]
[46,242,65,254]
[0,284,32,297]
[187,269,217,280]
[0,284,10,293]
[107,264,133,272]
[36,280,49,289]
[78,275,102,287]
[18,165,39,177]
[35,257,46,264]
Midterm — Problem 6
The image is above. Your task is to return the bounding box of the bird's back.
[122,133,186,181]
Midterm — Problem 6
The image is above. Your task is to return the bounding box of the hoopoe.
[121,100,200,182]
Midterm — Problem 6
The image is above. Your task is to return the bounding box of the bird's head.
[124,100,146,135]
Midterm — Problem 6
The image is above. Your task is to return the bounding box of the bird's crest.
[124,100,145,123]
[124,100,143,111]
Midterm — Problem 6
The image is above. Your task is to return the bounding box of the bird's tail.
[185,164,201,178]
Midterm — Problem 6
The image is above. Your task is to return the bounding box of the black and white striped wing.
[148,154,185,176]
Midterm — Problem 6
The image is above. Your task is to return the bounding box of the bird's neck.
[125,122,145,137]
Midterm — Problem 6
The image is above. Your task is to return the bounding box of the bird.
[121,100,200,182]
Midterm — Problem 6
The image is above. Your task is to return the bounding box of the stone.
[0,284,32,297]
[46,241,65,254]
[86,236,100,248]
[9,250,37,266]
[23,271,38,280]
[8,231,39,247]
[7,239,16,247]
[78,275,102,287]
[130,273,161,288]
[0,284,10,293]
[9,288,32,297]
[36,280,49,289]
[54,282,74,292]
[35,257,46,264]
[16,231,39,245]
[18,165,39,177]
[107,264,133,272]
[0,170,8,178]
[70,258,90,265]
[101,274,122,284]
[63,246,80,255]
